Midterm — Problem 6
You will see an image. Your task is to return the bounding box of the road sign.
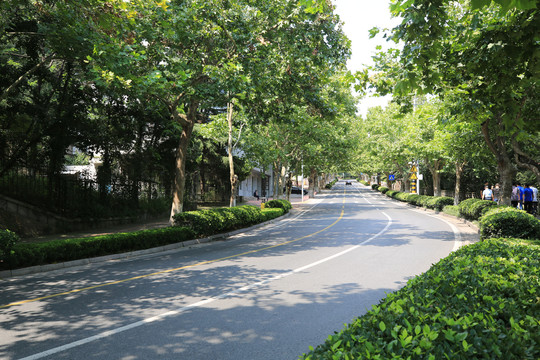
[410,165,417,173]
[410,173,418,180]
[389,174,395,181]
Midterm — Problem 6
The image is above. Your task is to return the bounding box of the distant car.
[285,186,308,195]
[345,181,352,185]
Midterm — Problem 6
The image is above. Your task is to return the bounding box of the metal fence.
[0,168,168,218]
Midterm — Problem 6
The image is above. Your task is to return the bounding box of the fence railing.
[0,168,168,218]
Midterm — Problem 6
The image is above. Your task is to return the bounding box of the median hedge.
[300,238,540,360]
[265,199,293,213]
[2,202,291,271]
[173,204,287,235]
[325,179,339,189]
[1,226,196,271]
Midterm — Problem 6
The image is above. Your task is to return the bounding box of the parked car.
[284,186,308,195]
[345,181,352,185]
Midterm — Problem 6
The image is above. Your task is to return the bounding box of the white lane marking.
[18,211,393,360]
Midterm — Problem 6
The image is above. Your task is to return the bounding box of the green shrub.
[426,196,454,211]
[480,207,540,240]
[386,190,398,198]
[371,184,380,190]
[300,239,540,360]
[0,229,19,266]
[378,186,389,194]
[261,207,284,221]
[394,192,409,202]
[325,179,338,189]
[465,200,498,221]
[458,198,482,220]
[3,227,195,270]
[173,205,283,235]
[443,205,460,217]
[359,180,370,186]
[265,199,292,213]
[405,194,421,205]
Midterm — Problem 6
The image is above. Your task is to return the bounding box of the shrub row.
[457,198,498,221]
[377,187,453,212]
[374,187,540,240]
[1,227,195,271]
[301,238,540,360]
[265,199,292,213]
[2,201,291,271]
[480,206,540,240]
[359,180,370,186]
[325,179,338,189]
[173,204,288,236]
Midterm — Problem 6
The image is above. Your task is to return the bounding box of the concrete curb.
[0,211,293,280]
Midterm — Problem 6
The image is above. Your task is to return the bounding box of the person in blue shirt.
[517,183,525,209]
[523,184,534,214]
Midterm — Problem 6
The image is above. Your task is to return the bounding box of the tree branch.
[0,53,56,102]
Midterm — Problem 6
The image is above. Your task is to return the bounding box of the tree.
[367,0,540,204]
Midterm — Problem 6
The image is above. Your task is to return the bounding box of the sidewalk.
[21,194,314,244]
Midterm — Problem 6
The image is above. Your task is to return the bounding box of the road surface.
[0,181,477,359]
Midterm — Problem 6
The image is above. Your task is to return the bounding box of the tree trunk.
[308,167,316,198]
[227,102,237,208]
[426,159,443,197]
[481,117,516,206]
[169,120,194,224]
[454,161,465,205]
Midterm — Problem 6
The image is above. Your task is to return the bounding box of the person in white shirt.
[481,185,493,201]
[531,185,538,215]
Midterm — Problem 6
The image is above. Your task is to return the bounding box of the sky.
[331,0,401,117]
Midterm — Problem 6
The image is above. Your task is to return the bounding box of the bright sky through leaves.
[332,0,400,116]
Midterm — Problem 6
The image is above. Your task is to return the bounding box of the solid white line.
[18,210,393,360]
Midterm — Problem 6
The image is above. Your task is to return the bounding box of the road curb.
[0,211,293,280]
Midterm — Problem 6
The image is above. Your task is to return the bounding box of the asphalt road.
[0,181,477,360]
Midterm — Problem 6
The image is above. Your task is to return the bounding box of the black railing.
[0,168,168,218]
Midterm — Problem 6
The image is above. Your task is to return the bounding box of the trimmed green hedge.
[480,207,540,240]
[265,199,292,213]
[3,203,290,271]
[457,198,482,220]
[378,186,389,194]
[173,204,286,236]
[2,227,195,270]
[426,196,454,211]
[325,179,338,189]
[300,238,540,360]
[371,184,380,190]
[0,229,19,264]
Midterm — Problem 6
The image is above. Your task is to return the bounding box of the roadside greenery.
[300,238,540,360]
[302,181,540,359]
[1,201,291,271]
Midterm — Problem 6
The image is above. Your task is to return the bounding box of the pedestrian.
[531,184,538,215]
[492,183,500,204]
[517,183,525,209]
[253,189,260,201]
[511,183,519,208]
[481,185,493,201]
[523,184,534,214]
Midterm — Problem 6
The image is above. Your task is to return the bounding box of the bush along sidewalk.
[300,238,540,360]
[325,179,339,189]
[372,186,540,240]
[2,201,292,271]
